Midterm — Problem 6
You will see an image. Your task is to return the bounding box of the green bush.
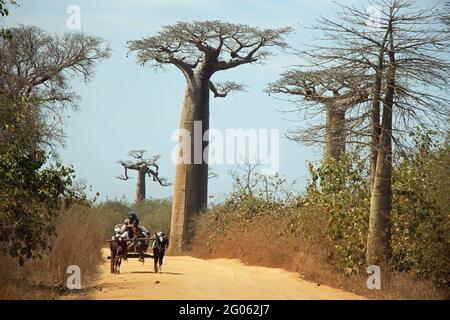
[95,198,172,238]
[301,134,449,285]
[133,199,172,235]
[391,132,450,285]
[96,200,131,237]
[0,95,88,265]
[0,146,81,265]
[304,150,370,274]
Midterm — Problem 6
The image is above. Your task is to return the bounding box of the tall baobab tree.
[267,67,370,161]
[117,150,170,203]
[294,0,449,264]
[128,21,291,251]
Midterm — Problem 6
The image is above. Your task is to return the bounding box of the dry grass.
[189,216,449,300]
[0,206,104,299]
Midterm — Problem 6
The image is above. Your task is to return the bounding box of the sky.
[3,0,439,203]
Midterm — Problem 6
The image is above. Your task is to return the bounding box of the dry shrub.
[190,150,449,299]
[190,214,448,300]
[0,205,104,299]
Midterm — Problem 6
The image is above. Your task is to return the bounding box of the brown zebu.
[152,232,169,273]
[110,234,127,274]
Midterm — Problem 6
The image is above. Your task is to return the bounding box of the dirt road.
[88,252,364,300]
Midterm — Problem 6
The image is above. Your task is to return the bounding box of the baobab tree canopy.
[128,20,292,84]
[267,67,370,159]
[128,20,292,252]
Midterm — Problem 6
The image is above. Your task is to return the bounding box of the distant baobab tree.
[128,20,292,252]
[117,150,170,203]
[267,67,370,162]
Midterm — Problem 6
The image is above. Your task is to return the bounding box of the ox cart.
[106,236,155,274]
[106,237,155,258]
[107,224,169,274]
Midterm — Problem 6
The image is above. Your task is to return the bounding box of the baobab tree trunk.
[370,26,389,186]
[170,75,210,253]
[370,59,383,185]
[367,100,393,265]
[367,33,395,265]
[324,106,346,162]
[136,165,147,203]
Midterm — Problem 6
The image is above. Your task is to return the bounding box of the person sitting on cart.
[125,211,149,263]
[126,211,140,239]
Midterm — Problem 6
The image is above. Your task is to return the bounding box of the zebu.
[107,224,157,273]
[110,225,127,274]
[152,232,169,273]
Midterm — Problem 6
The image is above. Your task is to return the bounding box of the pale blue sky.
[4,0,438,203]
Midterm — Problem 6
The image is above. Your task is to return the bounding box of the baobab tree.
[0,25,110,152]
[117,150,170,203]
[296,0,449,264]
[128,20,291,251]
[267,67,370,161]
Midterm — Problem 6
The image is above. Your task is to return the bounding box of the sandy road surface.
[87,251,364,300]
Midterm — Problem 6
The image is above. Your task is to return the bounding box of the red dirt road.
[88,252,364,300]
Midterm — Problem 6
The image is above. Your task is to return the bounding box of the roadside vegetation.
[190,0,449,300]
[0,1,110,299]
[190,132,450,299]
[0,206,104,299]
[0,199,171,299]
